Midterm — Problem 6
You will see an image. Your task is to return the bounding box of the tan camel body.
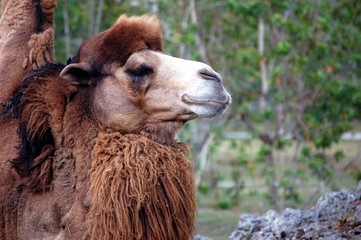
[0,3,231,240]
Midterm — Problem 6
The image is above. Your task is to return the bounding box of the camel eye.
[126,64,153,79]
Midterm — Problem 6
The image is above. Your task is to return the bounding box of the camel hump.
[0,0,56,105]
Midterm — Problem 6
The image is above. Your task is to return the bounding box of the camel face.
[90,50,231,131]
[59,15,231,133]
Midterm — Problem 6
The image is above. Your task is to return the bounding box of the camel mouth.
[181,94,231,106]
[181,94,230,118]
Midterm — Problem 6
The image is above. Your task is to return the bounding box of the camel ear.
[60,62,93,86]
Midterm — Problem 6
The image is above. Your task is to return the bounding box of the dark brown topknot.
[77,15,163,66]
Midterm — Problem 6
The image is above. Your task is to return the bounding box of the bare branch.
[340,147,361,172]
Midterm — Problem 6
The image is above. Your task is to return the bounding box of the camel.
[0,2,231,240]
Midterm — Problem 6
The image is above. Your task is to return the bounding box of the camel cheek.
[92,79,146,132]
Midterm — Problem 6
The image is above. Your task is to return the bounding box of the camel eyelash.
[126,64,153,79]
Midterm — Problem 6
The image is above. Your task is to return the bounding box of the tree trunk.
[265,152,279,210]
[188,0,210,64]
[62,0,71,58]
[88,0,95,36]
[194,130,215,185]
[94,0,104,34]
[258,17,268,110]
[149,0,159,15]
[258,16,279,210]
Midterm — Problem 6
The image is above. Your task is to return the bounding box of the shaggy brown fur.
[82,15,163,67]
[86,132,196,240]
[7,63,73,191]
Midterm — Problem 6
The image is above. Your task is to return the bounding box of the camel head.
[60,15,231,136]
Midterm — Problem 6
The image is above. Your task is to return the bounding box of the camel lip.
[181,94,230,106]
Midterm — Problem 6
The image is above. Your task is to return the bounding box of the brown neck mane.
[138,121,185,145]
[86,132,196,240]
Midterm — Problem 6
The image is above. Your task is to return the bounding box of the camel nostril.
[198,69,222,83]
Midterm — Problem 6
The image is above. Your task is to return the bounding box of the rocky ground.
[228,182,361,240]
[194,182,361,240]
